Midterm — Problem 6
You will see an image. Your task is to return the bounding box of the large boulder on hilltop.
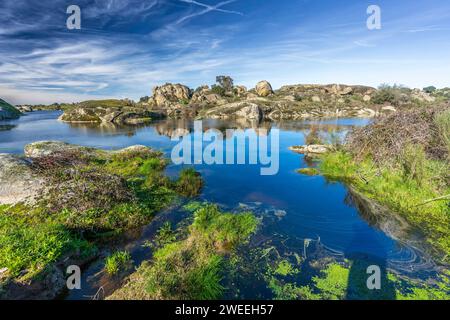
[151,83,191,107]
[255,81,273,97]
[324,84,353,95]
[0,98,21,120]
[0,154,45,204]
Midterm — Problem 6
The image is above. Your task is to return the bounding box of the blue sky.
[1,0,450,104]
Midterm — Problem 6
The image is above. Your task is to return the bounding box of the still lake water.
[0,111,437,299]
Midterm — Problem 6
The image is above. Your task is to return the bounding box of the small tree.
[215,76,234,92]
[423,86,437,94]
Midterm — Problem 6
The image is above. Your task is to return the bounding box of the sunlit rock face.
[151,83,191,107]
[255,80,273,97]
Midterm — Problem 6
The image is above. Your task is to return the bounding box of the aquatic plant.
[105,251,132,276]
[108,204,259,300]
[175,168,204,197]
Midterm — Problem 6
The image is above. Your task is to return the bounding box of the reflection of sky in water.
[0,111,426,269]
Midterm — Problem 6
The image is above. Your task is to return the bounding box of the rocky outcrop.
[411,89,436,102]
[1,142,154,206]
[24,141,97,158]
[255,81,273,97]
[59,100,158,124]
[16,105,33,112]
[289,145,330,154]
[235,85,247,97]
[0,98,21,120]
[191,86,226,106]
[150,83,191,107]
[202,102,263,121]
[136,79,437,121]
[0,154,45,204]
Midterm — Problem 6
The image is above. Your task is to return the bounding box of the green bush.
[211,85,226,96]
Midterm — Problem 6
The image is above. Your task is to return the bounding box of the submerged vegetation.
[0,143,203,297]
[108,204,259,300]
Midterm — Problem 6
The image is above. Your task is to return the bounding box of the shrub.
[211,85,226,97]
[435,109,450,157]
[372,84,409,106]
[423,86,437,94]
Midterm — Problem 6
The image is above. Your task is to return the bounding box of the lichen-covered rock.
[24,141,96,158]
[289,145,330,154]
[59,104,154,125]
[235,104,263,120]
[16,105,33,112]
[151,83,191,107]
[235,85,247,96]
[1,142,155,206]
[0,154,45,204]
[255,81,273,97]
[203,102,263,120]
[411,89,436,102]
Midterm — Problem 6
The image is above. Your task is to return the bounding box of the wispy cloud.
[176,0,243,25]
[1,0,450,104]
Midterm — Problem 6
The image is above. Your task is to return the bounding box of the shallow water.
[0,111,438,299]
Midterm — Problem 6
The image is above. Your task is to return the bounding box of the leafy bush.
[211,85,226,97]
[372,84,409,106]
[423,86,437,94]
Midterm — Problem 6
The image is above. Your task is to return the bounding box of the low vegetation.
[0,144,203,296]
[108,204,259,300]
[318,106,450,259]
[266,259,450,300]
[105,251,132,275]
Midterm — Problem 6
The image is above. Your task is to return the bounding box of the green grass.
[0,205,94,280]
[0,144,201,287]
[319,151,450,259]
[109,204,259,300]
[105,251,132,275]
